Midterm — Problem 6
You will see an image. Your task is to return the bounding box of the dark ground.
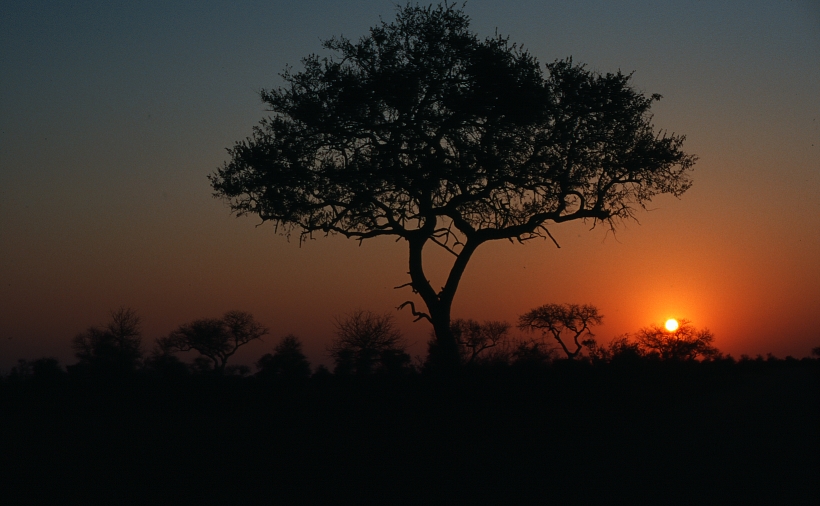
[2,359,817,505]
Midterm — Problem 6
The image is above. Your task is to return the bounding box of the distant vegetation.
[6,304,818,382]
[2,305,818,504]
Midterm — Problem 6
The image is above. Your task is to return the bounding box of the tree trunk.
[406,231,481,372]
[428,304,461,372]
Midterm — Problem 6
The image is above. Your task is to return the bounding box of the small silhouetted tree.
[518,303,603,359]
[329,310,410,375]
[256,334,312,383]
[144,349,190,379]
[9,359,32,380]
[450,319,512,364]
[633,320,719,361]
[30,358,67,386]
[209,3,696,370]
[584,335,643,364]
[159,310,268,373]
[511,340,558,366]
[71,307,144,374]
[8,358,69,390]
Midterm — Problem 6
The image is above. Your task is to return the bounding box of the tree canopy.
[633,320,719,361]
[72,307,144,374]
[329,310,409,375]
[210,3,696,367]
[159,310,268,372]
[518,303,603,359]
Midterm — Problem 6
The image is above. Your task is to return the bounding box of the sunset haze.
[1,0,818,371]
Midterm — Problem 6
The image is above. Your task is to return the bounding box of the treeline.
[4,305,820,385]
[1,308,818,504]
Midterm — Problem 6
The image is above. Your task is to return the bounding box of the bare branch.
[543,227,561,249]
[397,301,432,323]
[429,235,459,257]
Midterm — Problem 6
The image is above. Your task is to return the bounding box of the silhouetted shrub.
[143,351,190,379]
[584,335,643,364]
[9,359,32,381]
[70,307,144,376]
[451,319,513,365]
[329,310,410,375]
[30,357,67,383]
[256,335,312,385]
[511,340,557,366]
[225,364,251,377]
[311,364,332,381]
[633,320,719,361]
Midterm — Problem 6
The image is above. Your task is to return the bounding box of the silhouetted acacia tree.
[159,310,268,373]
[330,310,410,375]
[518,303,603,359]
[256,334,312,383]
[450,319,512,364]
[71,307,144,373]
[633,319,719,361]
[209,3,696,369]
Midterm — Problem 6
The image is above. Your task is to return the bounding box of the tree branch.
[397,301,432,323]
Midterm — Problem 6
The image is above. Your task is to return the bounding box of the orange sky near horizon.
[1,1,818,371]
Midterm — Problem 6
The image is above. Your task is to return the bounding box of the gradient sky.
[2,0,819,372]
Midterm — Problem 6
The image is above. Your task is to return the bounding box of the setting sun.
[665,319,679,332]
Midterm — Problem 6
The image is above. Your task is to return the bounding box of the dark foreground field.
[2,359,818,505]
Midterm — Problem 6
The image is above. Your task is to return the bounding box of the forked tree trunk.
[407,231,480,372]
[428,304,461,371]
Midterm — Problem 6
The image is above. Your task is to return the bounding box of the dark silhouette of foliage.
[225,364,251,377]
[70,307,144,374]
[143,349,190,379]
[159,310,268,373]
[312,364,332,380]
[209,3,697,369]
[256,334,312,383]
[518,303,603,359]
[2,319,818,504]
[329,310,410,375]
[30,357,67,385]
[511,340,559,366]
[450,318,512,364]
[584,334,643,364]
[9,359,32,380]
[632,319,719,361]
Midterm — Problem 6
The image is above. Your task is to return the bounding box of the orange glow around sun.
[665,319,679,332]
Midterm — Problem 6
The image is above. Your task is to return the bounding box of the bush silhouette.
[329,310,410,375]
[450,319,513,365]
[633,319,719,361]
[256,334,312,384]
[70,307,144,376]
